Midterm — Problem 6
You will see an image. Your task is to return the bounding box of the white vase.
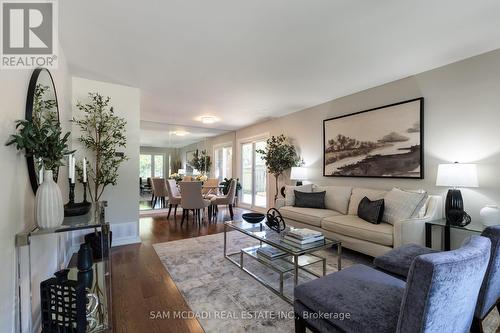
[479,205,500,227]
[35,170,64,229]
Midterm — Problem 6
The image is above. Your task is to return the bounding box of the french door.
[241,139,267,208]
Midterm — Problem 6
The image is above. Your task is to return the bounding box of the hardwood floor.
[111,206,252,333]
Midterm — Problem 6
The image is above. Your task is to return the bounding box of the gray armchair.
[294,235,491,333]
[374,225,500,333]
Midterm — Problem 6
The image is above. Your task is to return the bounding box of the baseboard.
[112,235,142,247]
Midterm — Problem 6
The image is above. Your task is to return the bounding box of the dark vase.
[77,269,94,290]
[85,230,112,260]
[77,243,93,271]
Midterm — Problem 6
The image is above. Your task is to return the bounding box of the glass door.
[241,140,267,208]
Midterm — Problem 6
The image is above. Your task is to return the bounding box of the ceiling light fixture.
[200,116,217,124]
[172,130,189,136]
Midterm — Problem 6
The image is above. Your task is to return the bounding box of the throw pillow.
[284,184,313,206]
[294,190,326,209]
[357,196,385,224]
[383,188,427,224]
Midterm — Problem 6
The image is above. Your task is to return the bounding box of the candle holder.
[64,178,92,217]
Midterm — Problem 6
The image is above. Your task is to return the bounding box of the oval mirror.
[26,68,60,194]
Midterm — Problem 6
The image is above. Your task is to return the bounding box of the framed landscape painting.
[323,98,424,179]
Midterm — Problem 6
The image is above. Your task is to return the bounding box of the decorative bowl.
[242,213,265,224]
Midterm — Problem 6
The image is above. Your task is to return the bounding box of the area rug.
[153,231,371,333]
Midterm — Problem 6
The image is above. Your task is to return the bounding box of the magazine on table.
[256,245,286,259]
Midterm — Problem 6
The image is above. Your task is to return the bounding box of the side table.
[425,219,483,250]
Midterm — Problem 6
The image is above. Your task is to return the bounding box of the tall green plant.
[73,93,128,202]
[6,84,73,171]
[191,149,212,173]
[256,135,302,201]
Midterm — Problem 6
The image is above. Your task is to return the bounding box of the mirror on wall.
[26,68,60,194]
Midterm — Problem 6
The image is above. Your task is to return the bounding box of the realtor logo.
[1,0,58,69]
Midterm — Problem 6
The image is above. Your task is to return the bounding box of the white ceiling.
[140,121,228,148]
[61,0,500,133]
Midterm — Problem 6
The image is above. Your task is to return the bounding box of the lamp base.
[445,189,465,226]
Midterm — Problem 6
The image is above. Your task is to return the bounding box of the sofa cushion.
[348,188,387,215]
[279,206,340,227]
[294,264,405,333]
[313,185,352,214]
[358,197,385,224]
[383,188,427,224]
[284,184,313,206]
[294,190,326,209]
[322,215,393,246]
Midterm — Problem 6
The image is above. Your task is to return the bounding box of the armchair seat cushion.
[373,244,438,277]
[322,215,393,246]
[279,206,340,227]
[294,264,405,333]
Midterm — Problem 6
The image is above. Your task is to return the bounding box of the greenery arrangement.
[6,84,73,172]
[220,177,242,195]
[255,135,302,201]
[73,93,128,202]
[190,149,212,173]
[168,173,183,182]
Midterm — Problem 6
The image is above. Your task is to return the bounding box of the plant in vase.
[6,98,74,229]
[256,135,302,202]
[169,173,183,183]
[191,149,212,173]
[73,92,128,202]
[195,174,208,183]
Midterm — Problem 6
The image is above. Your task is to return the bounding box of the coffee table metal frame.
[224,221,341,304]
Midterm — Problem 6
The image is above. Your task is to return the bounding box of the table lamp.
[178,168,185,175]
[436,162,478,226]
[290,167,308,186]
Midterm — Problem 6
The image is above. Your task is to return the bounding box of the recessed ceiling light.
[172,130,189,136]
[200,116,217,124]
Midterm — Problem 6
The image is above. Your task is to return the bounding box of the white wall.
[72,77,141,246]
[0,48,73,332]
[217,48,500,229]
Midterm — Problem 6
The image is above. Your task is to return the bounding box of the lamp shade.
[290,167,308,180]
[178,168,185,175]
[436,163,478,188]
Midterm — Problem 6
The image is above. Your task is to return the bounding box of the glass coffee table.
[224,220,341,303]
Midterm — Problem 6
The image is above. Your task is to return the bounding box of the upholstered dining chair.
[374,225,500,333]
[180,181,211,224]
[182,176,193,182]
[151,178,167,208]
[294,235,491,333]
[166,179,181,218]
[202,178,219,198]
[210,179,237,220]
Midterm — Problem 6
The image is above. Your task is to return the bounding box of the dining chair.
[151,178,167,208]
[166,179,181,218]
[210,179,237,220]
[182,176,193,182]
[202,178,219,198]
[180,181,211,224]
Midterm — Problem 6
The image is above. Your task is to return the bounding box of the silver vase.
[35,170,64,229]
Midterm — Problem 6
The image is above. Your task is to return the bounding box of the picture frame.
[323,98,424,179]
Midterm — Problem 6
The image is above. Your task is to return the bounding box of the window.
[140,154,152,178]
[139,153,165,179]
[214,145,232,182]
[240,139,267,208]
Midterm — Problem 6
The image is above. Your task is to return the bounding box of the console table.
[425,219,483,250]
[15,202,111,333]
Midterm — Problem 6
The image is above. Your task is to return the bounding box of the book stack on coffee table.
[283,228,324,247]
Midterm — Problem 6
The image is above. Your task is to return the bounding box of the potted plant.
[191,149,212,174]
[73,92,128,257]
[6,99,73,228]
[220,177,242,195]
[256,135,302,202]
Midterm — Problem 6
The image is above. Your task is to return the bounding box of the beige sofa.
[275,185,442,257]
